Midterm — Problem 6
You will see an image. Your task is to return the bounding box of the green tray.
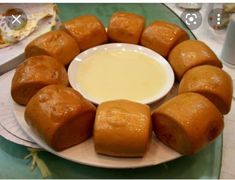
[0,3,222,178]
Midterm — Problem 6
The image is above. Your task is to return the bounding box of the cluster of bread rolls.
[10,11,232,157]
[152,38,233,155]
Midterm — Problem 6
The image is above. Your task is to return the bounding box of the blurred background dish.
[0,4,59,75]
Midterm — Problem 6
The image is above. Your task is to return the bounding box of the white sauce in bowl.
[68,43,174,104]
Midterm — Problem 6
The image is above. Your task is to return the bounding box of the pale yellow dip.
[77,50,167,102]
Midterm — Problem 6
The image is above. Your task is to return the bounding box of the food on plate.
[152,92,224,155]
[4,8,27,29]
[224,3,235,13]
[210,4,235,30]
[178,65,233,114]
[63,15,108,51]
[108,11,145,44]
[25,84,96,151]
[0,4,57,48]
[11,55,68,105]
[94,100,151,157]
[25,30,80,66]
[168,40,223,80]
[10,10,230,159]
[140,21,189,57]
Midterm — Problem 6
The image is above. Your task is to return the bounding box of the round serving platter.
[0,3,223,179]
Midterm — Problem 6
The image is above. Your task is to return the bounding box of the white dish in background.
[0,4,58,75]
[68,43,175,105]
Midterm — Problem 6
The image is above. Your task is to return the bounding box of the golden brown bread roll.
[11,55,68,105]
[178,65,233,114]
[25,30,80,66]
[168,40,223,80]
[140,21,189,57]
[152,92,224,155]
[108,11,145,44]
[63,15,108,51]
[25,84,96,151]
[94,100,151,157]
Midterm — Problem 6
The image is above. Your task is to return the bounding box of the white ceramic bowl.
[68,43,174,104]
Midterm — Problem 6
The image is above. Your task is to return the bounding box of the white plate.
[68,43,175,105]
[11,82,181,169]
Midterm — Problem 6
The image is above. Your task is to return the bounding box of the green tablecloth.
[0,3,222,178]
[0,135,222,178]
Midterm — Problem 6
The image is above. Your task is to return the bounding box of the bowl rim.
[68,43,175,105]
